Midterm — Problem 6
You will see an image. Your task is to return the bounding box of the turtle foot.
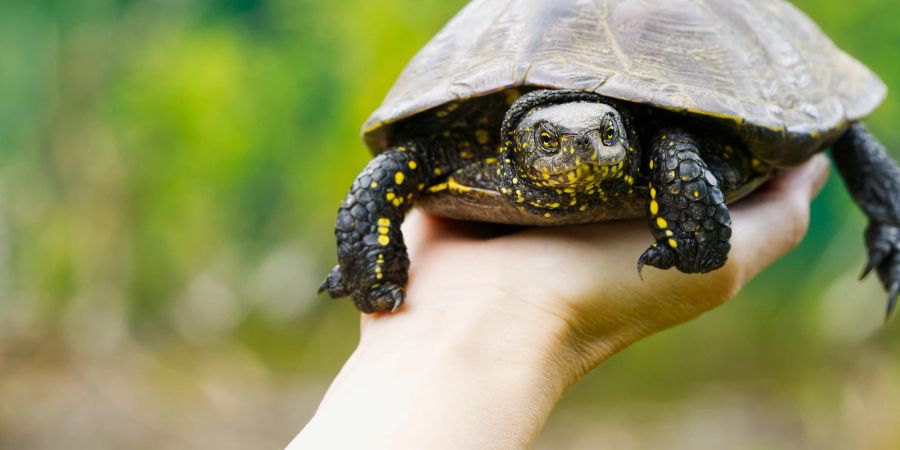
[860,223,900,319]
[319,266,405,313]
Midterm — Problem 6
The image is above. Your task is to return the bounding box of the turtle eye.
[601,114,618,146]
[536,124,559,153]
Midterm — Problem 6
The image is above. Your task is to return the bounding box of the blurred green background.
[0,0,897,448]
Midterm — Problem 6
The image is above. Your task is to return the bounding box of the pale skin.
[289,155,831,450]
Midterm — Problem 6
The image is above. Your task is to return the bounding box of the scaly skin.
[498,90,643,219]
[832,123,900,317]
[638,129,732,274]
[322,89,899,316]
[319,145,436,313]
[321,93,509,313]
[324,90,758,313]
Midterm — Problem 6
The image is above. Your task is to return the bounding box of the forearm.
[288,299,578,450]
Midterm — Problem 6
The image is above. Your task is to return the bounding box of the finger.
[401,210,441,253]
[737,154,830,207]
[729,154,830,281]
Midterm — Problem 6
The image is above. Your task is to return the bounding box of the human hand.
[382,154,829,376]
[290,154,830,450]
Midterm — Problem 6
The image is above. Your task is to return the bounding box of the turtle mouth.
[543,161,626,184]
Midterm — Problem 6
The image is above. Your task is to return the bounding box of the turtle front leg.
[319,146,433,313]
[638,129,732,275]
[832,123,900,317]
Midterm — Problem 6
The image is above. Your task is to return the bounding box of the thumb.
[729,154,831,281]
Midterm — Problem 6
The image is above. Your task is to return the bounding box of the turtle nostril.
[575,136,589,147]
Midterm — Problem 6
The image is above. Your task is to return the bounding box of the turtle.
[320,0,900,315]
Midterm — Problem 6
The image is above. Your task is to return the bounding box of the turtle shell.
[363,0,885,166]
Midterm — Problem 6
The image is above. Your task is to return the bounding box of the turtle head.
[511,101,634,186]
[498,90,641,214]
[500,91,639,191]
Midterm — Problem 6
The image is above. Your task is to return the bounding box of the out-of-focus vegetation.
[0,0,897,448]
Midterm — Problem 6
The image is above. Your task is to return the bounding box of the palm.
[387,157,827,368]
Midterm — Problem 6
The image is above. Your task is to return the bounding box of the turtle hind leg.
[638,129,732,275]
[320,146,432,313]
[832,123,900,318]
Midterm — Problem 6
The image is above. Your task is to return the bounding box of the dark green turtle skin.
[320,0,900,315]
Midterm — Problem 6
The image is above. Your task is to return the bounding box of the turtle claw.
[863,223,900,319]
[859,256,881,281]
[319,265,348,298]
[359,282,405,314]
[886,282,899,322]
[637,243,675,278]
[859,230,891,281]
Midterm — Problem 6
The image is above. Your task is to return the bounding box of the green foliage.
[2,0,898,345]
[0,0,897,447]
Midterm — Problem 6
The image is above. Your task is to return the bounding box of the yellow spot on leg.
[656,217,668,229]
[386,192,396,201]
[650,200,659,215]
[378,226,389,235]
[668,238,678,248]
[377,235,390,246]
[378,218,390,226]
[650,187,656,198]
[434,168,443,176]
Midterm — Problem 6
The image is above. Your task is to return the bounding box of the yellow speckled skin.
[322,0,900,314]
